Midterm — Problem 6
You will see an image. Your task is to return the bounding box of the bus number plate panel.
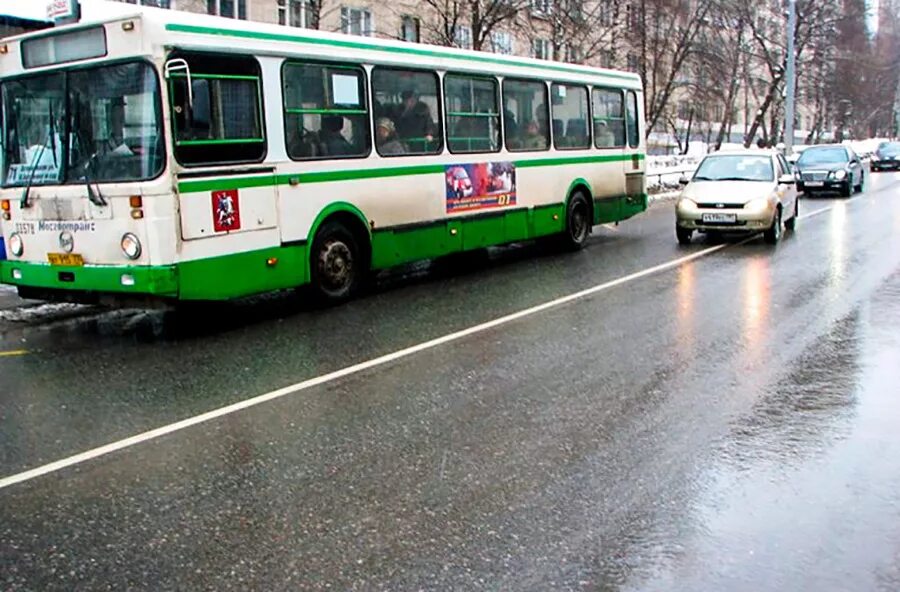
[48,253,84,266]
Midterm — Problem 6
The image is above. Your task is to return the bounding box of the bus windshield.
[2,61,165,188]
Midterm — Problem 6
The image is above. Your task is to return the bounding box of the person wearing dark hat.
[105,97,133,156]
[396,89,436,148]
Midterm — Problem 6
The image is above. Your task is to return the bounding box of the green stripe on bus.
[176,153,644,193]
[176,138,266,146]
[285,108,369,115]
[165,23,642,84]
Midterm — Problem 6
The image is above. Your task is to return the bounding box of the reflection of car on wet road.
[446,166,473,198]
[675,150,799,245]
[870,142,900,172]
[795,144,865,197]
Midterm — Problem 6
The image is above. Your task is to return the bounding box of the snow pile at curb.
[0,302,89,323]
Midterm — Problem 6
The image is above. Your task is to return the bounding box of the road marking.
[0,193,870,491]
[0,350,28,358]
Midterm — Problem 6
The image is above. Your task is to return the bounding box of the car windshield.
[1,61,165,187]
[877,143,900,157]
[796,147,849,166]
[693,155,774,182]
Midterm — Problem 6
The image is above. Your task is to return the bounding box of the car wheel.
[784,199,798,231]
[676,225,693,245]
[840,181,852,198]
[763,207,783,245]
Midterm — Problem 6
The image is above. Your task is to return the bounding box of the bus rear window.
[22,27,107,69]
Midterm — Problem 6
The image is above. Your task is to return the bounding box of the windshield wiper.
[81,151,107,207]
[692,175,715,181]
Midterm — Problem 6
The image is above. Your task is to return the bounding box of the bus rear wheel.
[309,220,363,304]
[562,192,591,251]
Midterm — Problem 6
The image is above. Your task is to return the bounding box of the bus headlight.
[121,233,141,260]
[8,233,23,257]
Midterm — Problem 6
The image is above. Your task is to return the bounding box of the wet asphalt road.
[1,174,900,590]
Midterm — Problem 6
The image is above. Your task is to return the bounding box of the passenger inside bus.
[394,89,437,147]
[375,118,406,155]
[522,120,548,150]
[319,115,354,156]
[595,120,615,147]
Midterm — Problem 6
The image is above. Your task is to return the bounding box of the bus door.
[165,52,278,242]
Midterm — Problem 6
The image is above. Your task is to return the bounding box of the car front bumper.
[676,202,775,232]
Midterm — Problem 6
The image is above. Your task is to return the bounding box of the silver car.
[675,150,800,245]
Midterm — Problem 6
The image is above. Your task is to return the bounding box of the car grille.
[801,171,828,182]
[697,202,745,209]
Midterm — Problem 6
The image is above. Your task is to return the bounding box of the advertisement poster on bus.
[445,162,516,213]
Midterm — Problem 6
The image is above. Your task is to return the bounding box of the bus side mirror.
[164,58,193,110]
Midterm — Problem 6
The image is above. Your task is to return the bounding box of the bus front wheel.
[309,220,363,304]
[562,192,591,251]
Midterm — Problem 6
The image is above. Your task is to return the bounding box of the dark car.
[871,142,900,172]
[794,145,864,197]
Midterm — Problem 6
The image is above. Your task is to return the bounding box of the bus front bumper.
[1,261,178,300]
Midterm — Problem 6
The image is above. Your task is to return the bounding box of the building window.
[341,7,373,36]
[490,31,513,54]
[278,0,313,27]
[207,0,246,19]
[564,44,581,63]
[531,0,552,15]
[400,16,420,42]
[121,0,172,7]
[282,61,370,160]
[454,25,472,49]
[532,38,551,60]
[444,74,501,153]
[626,53,639,71]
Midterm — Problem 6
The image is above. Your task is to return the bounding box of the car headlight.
[746,197,772,213]
[677,197,697,209]
[832,169,847,180]
[8,232,23,257]
[120,233,141,260]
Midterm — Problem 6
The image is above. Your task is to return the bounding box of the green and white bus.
[0,4,647,305]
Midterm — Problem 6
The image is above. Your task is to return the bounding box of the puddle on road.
[619,271,900,592]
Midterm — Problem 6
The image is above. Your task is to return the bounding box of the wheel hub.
[318,239,353,292]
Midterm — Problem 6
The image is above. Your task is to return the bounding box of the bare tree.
[634,0,716,138]
[418,0,530,51]
[528,0,625,65]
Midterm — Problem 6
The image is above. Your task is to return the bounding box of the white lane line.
[0,196,861,491]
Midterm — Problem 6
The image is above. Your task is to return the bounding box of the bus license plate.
[702,213,737,224]
[48,253,84,267]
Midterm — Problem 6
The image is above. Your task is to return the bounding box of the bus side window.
[551,83,589,150]
[371,67,443,157]
[626,90,640,148]
[168,52,266,165]
[282,61,370,161]
[503,79,549,152]
[444,74,500,154]
[592,88,625,149]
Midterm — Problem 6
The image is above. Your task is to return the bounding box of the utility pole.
[784,0,797,154]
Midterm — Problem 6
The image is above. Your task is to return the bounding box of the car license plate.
[701,213,737,223]
[47,253,84,266]
[805,181,824,187]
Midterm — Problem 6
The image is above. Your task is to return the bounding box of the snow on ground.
[0,302,90,323]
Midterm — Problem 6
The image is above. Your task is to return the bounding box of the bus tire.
[562,191,591,251]
[309,220,365,305]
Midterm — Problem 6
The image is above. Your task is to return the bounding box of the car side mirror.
[778,174,796,185]
[678,175,690,186]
